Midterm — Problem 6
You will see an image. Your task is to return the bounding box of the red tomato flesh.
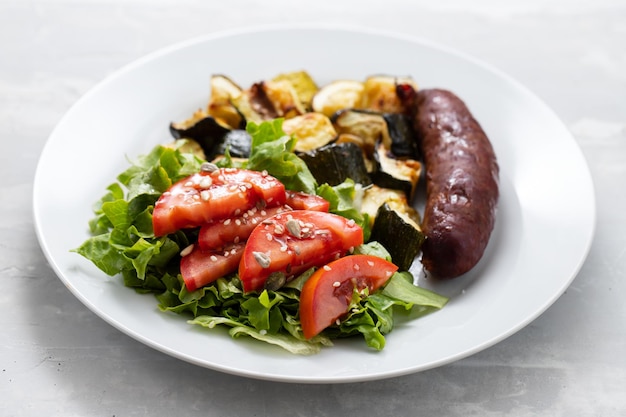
[152,168,286,237]
[180,242,245,292]
[285,191,330,212]
[239,210,363,293]
[299,254,398,339]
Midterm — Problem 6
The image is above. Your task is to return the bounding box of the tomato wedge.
[197,206,292,251]
[180,242,245,291]
[238,210,363,293]
[299,255,398,339]
[285,191,330,212]
[152,168,286,237]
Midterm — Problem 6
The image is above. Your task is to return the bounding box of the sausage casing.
[414,89,499,279]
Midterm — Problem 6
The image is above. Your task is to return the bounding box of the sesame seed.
[210,255,218,262]
[323,265,332,271]
[353,264,360,271]
[234,209,241,215]
[266,233,273,241]
[367,260,375,267]
[224,219,231,226]
[199,177,213,189]
[184,181,194,187]
[261,170,268,176]
[347,219,356,227]
[280,245,287,252]
[259,329,267,335]
[192,194,200,200]
[335,319,341,326]
[332,281,340,287]
[180,244,194,257]
[234,236,240,244]
[386,271,392,277]
[235,219,241,226]
[223,251,229,257]
[200,190,211,201]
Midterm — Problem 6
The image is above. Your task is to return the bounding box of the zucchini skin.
[414,89,499,279]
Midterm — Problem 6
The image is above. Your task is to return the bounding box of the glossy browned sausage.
[414,89,499,279]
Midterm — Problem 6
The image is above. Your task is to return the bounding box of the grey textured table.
[2,1,625,415]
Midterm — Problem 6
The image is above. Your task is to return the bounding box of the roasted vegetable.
[371,141,422,199]
[370,203,425,271]
[282,112,337,152]
[272,71,318,111]
[170,114,251,160]
[298,142,372,187]
[360,185,420,226]
[206,75,245,129]
[232,80,306,124]
[383,113,420,159]
[360,75,418,113]
[311,80,364,118]
[331,109,389,157]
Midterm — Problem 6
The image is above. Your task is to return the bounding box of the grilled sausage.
[414,89,499,279]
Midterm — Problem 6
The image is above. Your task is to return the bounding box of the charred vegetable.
[299,142,372,187]
[360,75,418,113]
[272,71,319,111]
[370,203,425,271]
[170,114,251,160]
[331,109,389,157]
[311,80,364,118]
[282,112,337,152]
[383,113,420,159]
[206,74,245,129]
[370,141,422,199]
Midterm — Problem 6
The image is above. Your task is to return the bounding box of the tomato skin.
[197,206,292,251]
[285,191,330,212]
[152,168,286,237]
[239,210,363,293]
[180,242,245,292]
[299,255,398,339]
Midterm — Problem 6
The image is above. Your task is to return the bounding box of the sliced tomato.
[239,210,363,293]
[285,191,330,212]
[197,205,292,251]
[299,255,398,339]
[152,168,286,237]
[180,242,245,291]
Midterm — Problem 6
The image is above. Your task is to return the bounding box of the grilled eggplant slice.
[360,75,418,113]
[282,112,337,152]
[311,80,364,118]
[371,141,422,200]
[370,203,425,271]
[298,142,372,187]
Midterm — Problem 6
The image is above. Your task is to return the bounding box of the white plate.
[33,25,596,383]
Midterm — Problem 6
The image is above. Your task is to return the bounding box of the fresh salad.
[74,71,449,355]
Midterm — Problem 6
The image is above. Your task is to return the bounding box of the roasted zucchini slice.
[370,203,425,271]
[272,70,318,111]
[331,109,390,158]
[383,113,420,159]
[206,74,245,129]
[298,142,372,187]
[360,75,418,113]
[311,80,364,118]
[360,185,420,226]
[169,114,251,160]
[371,141,422,200]
[282,112,337,152]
